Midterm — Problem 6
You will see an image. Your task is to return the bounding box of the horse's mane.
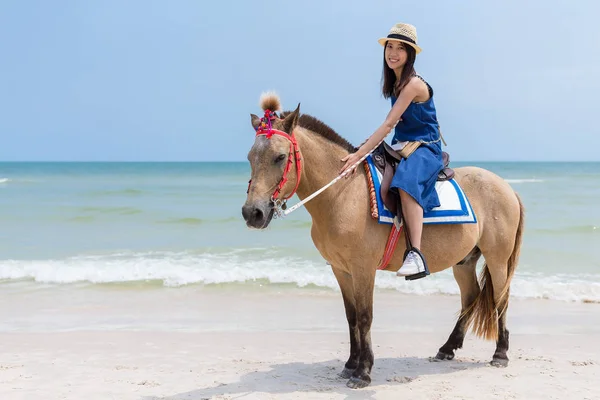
[259,92,357,153]
[279,111,358,153]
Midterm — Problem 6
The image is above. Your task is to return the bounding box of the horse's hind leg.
[488,263,511,367]
[331,267,360,378]
[491,305,510,367]
[434,248,482,361]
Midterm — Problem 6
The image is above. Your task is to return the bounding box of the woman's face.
[385,41,407,70]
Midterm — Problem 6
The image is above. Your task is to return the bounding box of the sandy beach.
[1,286,598,400]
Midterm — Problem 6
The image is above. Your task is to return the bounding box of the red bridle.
[247,110,302,203]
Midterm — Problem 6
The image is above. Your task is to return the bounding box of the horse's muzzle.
[242,202,273,229]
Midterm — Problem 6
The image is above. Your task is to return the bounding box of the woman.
[339,23,444,280]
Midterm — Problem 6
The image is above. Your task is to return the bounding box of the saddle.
[371,141,454,217]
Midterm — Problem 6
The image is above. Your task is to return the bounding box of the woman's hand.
[339,151,364,177]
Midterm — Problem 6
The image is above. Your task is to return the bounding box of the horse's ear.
[250,113,261,131]
[282,103,300,134]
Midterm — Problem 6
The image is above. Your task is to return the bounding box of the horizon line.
[1,160,599,163]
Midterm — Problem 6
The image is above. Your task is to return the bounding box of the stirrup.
[402,248,430,281]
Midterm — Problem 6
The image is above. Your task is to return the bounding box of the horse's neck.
[293,128,353,216]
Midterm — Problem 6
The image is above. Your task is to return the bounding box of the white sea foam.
[0,178,9,184]
[1,250,599,303]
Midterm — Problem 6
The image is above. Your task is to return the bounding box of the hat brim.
[378,37,422,54]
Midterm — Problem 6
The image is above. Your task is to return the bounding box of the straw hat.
[378,23,422,54]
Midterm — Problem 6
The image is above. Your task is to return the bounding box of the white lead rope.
[282,137,386,216]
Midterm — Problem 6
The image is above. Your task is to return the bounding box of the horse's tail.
[462,192,525,341]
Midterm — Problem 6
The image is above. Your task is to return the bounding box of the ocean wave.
[534,225,599,235]
[78,206,142,215]
[0,177,40,184]
[86,189,144,197]
[1,250,599,303]
[159,217,204,225]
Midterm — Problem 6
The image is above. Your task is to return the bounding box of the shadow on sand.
[141,356,486,400]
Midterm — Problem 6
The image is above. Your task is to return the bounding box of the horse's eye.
[274,154,286,164]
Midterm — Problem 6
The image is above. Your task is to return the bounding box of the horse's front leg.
[346,266,376,389]
[331,267,360,378]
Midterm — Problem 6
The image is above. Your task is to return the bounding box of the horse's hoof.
[430,351,455,361]
[490,358,509,368]
[338,367,355,379]
[346,376,371,389]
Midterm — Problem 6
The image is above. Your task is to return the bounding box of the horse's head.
[242,94,302,229]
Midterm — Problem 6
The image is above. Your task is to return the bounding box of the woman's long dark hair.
[381,41,416,99]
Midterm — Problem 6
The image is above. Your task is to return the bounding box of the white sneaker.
[396,250,427,279]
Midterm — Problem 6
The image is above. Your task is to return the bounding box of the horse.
[241,93,525,389]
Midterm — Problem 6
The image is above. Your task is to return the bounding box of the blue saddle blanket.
[365,155,477,225]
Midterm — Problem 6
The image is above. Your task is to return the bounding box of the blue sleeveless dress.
[390,77,444,212]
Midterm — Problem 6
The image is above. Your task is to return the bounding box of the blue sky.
[1,0,598,162]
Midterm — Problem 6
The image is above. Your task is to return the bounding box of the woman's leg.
[396,189,428,279]
[399,189,423,249]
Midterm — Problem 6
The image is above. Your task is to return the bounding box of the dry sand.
[0,285,598,399]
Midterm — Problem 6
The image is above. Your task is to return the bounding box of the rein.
[282,137,385,216]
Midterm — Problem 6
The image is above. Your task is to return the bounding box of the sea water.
[0,161,598,302]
